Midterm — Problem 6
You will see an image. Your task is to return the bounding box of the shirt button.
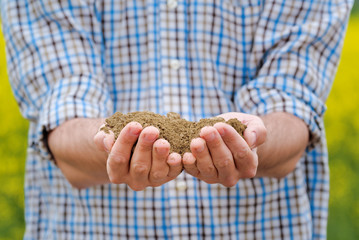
[170,59,181,70]
[167,0,178,9]
[176,180,187,191]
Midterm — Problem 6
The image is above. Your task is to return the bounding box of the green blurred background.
[1,5,358,240]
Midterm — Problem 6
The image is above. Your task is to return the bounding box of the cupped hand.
[183,112,267,187]
[94,122,183,191]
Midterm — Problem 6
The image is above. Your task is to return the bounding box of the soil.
[101,111,247,155]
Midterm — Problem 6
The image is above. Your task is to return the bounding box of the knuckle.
[201,165,217,176]
[216,157,232,169]
[132,163,149,175]
[151,171,166,182]
[109,154,127,166]
[234,147,250,159]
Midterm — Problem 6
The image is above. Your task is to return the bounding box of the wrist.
[256,112,308,178]
[48,117,110,188]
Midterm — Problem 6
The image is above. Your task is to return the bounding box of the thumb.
[94,125,115,153]
[244,127,266,149]
[244,130,257,149]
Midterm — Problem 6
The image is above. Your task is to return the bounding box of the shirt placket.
[160,0,191,119]
[159,1,197,239]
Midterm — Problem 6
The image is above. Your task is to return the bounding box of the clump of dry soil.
[101,111,246,155]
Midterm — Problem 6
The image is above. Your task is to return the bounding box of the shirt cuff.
[36,75,113,160]
[235,82,325,148]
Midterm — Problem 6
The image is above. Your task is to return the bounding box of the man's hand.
[183,112,310,185]
[183,112,267,187]
[94,122,183,191]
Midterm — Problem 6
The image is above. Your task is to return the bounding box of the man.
[1,0,352,239]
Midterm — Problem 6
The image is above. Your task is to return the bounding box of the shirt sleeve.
[235,0,352,146]
[1,0,113,157]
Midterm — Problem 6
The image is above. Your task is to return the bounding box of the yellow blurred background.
[1,11,358,240]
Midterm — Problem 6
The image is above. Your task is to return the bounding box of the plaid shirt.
[1,0,352,239]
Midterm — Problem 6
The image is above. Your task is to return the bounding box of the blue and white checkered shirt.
[1,0,352,239]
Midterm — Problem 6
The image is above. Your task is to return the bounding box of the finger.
[130,126,159,190]
[94,130,107,151]
[104,132,115,153]
[214,122,257,179]
[167,153,183,178]
[243,118,267,149]
[200,126,238,186]
[107,122,142,183]
[190,138,217,179]
[183,152,199,177]
[94,127,115,153]
[217,112,266,149]
[149,139,170,184]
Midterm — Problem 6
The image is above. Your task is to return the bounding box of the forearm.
[256,112,309,178]
[48,118,110,189]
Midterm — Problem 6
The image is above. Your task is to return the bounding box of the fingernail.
[217,127,225,137]
[167,155,175,164]
[204,132,215,141]
[195,144,205,153]
[249,132,257,148]
[156,145,168,155]
[145,133,157,142]
[167,153,180,165]
[130,126,141,136]
[183,153,196,165]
